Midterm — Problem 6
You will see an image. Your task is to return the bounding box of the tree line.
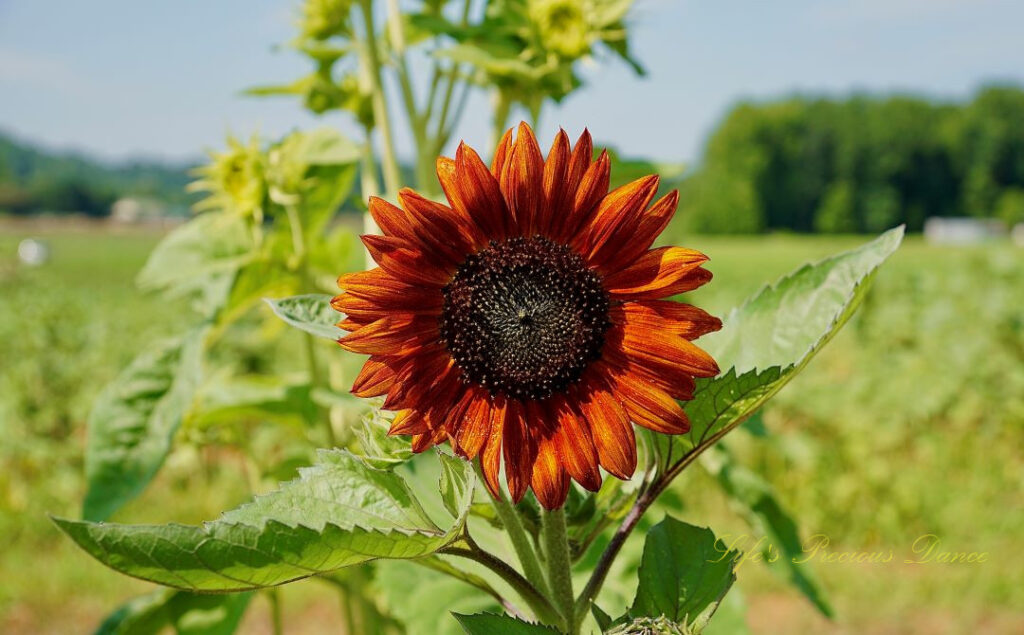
[0,132,194,217]
[678,85,1024,233]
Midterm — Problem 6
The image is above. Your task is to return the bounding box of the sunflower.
[332,123,720,510]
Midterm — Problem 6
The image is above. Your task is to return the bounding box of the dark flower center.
[440,236,610,401]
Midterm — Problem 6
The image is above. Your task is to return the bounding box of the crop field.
[1,223,1021,634]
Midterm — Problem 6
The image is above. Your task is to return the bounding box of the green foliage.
[83,327,207,521]
[454,612,559,634]
[96,590,252,635]
[136,212,254,317]
[682,86,1024,233]
[603,518,738,634]
[653,227,904,471]
[702,447,832,617]
[264,294,344,340]
[56,450,475,591]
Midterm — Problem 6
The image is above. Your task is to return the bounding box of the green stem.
[490,91,511,153]
[284,204,336,446]
[479,464,551,600]
[267,588,283,635]
[357,0,401,197]
[443,544,560,626]
[541,508,576,633]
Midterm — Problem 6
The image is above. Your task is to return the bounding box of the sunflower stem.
[483,470,552,602]
[357,0,402,198]
[540,508,576,633]
[490,91,511,153]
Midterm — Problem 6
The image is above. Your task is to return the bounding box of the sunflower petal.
[577,381,637,479]
[500,121,544,235]
[531,434,570,510]
[552,396,602,491]
[502,399,535,503]
[604,247,712,299]
[576,175,660,265]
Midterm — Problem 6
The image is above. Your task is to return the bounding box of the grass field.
[1,222,1021,634]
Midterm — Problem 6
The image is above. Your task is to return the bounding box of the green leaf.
[629,517,739,633]
[137,212,254,318]
[264,294,344,340]
[354,409,413,470]
[454,613,558,634]
[439,452,473,518]
[96,590,251,635]
[96,589,172,635]
[57,450,474,592]
[376,560,497,635]
[193,375,316,428]
[299,163,358,237]
[83,326,207,521]
[703,447,833,617]
[672,227,904,459]
[700,226,904,373]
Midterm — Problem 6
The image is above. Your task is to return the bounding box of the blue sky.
[1,0,1022,164]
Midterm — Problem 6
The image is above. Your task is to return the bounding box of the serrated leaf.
[264,294,344,340]
[58,450,474,592]
[701,226,904,371]
[629,517,739,633]
[83,326,207,521]
[454,612,559,634]
[96,590,252,635]
[670,227,904,462]
[703,447,833,617]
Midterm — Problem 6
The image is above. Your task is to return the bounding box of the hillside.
[0,132,196,217]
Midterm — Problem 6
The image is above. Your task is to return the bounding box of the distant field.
[1,224,1021,634]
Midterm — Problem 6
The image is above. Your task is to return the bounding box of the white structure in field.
[923,217,1006,245]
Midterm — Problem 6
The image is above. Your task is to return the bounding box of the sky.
[1,0,1023,165]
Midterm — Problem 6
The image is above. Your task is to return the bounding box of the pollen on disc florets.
[440,235,611,401]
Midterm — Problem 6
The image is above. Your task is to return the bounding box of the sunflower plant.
[57,1,906,634]
[60,119,903,633]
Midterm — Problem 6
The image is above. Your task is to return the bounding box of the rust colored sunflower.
[332,122,721,510]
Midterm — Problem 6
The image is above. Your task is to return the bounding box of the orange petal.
[603,190,680,272]
[398,187,478,257]
[500,121,544,235]
[577,381,636,480]
[337,315,438,355]
[575,174,660,265]
[383,351,453,410]
[453,391,492,460]
[569,150,610,232]
[491,127,514,178]
[502,399,535,503]
[480,398,505,498]
[389,409,430,435]
[361,234,453,286]
[411,427,446,453]
[604,247,711,299]
[614,300,722,341]
[552,396,602,491]
[541,129,571,236]
[617,323,720,378]
[531,434,569,510]
[600,361,691,434]
[351,356,397,398]
[439,144,511,240]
